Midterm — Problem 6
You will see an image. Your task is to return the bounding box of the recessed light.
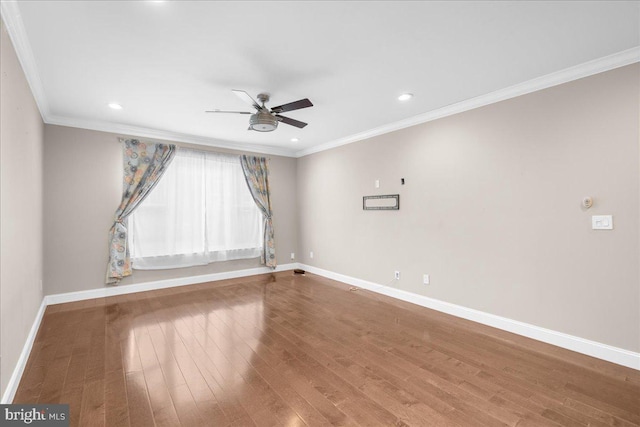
[108,103,123,110]
[291,138,299,142]
[398,93,413,101]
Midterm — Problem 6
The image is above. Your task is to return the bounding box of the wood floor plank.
[104,371,130,427]
[59,332,91,427]
[13,272,640,426]
[194,398,230,427]
[124,371,155,427]
[78,379,105,427]
[190,295,330,427]
[158,298,251,424]
[37,354,72,404]
[226,286,510,427]
[267,277,633,426]
[262,290,493,425]
[188,292,355,426]
[175,303,288,427]
[132,304,182,427]
[104,304,131,427]
[184,300,313,426]
[168,383,207,427]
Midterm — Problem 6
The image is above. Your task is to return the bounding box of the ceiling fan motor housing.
[250,111,279,132]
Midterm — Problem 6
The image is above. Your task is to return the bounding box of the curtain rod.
[116,137,271,160]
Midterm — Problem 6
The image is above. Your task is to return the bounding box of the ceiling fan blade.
[205,110,252,114]
[271,98,313,113]
[232,89,261,110]
[276,115,308,128]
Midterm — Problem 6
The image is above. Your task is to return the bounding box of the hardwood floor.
[14,272,640,426]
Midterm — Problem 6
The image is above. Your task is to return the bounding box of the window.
[128,148,263,269]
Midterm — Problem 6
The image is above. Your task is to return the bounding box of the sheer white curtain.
[128,148,263,269]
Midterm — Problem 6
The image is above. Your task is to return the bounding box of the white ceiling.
[3,1,639,157]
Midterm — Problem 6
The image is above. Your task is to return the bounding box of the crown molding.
[3,0,638,159]
[0,0,50,120]
[294,46,640,158]
[1,1,296,158]
[46,115,298,157]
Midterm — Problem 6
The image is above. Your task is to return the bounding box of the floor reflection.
[20,272,639,426]
[121,281,267,415]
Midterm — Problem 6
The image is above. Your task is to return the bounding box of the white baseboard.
[2,263,297,402]
[45,263,297,305]
[299,264,640,371]
[4,261,637,403]
[1,298,47,404]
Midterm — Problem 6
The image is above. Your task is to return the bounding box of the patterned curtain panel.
[106,139,177,283]
[240,155,277,268]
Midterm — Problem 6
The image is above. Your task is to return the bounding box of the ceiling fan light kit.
[206,90,313,133]
[250,111,279,132]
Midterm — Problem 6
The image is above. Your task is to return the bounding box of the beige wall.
[43,125,298,295]
[297,64,640,352]
[0,19,44,394]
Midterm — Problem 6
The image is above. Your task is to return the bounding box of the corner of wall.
[0,14,45,398]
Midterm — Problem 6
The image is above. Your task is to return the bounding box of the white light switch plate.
[592,215,613,230]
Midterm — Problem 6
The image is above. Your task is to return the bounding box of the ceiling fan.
[206,90,313,132]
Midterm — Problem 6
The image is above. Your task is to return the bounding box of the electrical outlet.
[394,271,400,280]
[290,252,295,260]
[423,274,430,285]
[309,251,314,259]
